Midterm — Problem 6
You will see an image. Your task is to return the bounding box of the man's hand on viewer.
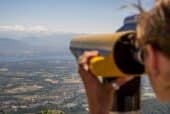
[78,51,133,114]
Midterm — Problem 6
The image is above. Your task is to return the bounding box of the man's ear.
[145,45,159,76]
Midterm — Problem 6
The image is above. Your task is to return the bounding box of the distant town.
[0,55,87,114]
[0,54,169,114]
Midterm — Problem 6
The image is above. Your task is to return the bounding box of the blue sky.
[0,0,154,33]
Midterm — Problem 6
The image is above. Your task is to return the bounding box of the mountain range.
[0,31,80,56]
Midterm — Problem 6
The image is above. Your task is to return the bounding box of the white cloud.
[0,25,49,32]
[0,25,25,32]
[29,25,48,32]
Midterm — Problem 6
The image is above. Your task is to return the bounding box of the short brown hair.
[137,0,170,58]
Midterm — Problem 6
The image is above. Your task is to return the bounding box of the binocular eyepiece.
[112,32,144,76]
[70,31,145,77]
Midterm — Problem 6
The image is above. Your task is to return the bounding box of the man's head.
[137,0,170,102]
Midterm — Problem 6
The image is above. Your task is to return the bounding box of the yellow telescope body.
[70,31,144,78]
